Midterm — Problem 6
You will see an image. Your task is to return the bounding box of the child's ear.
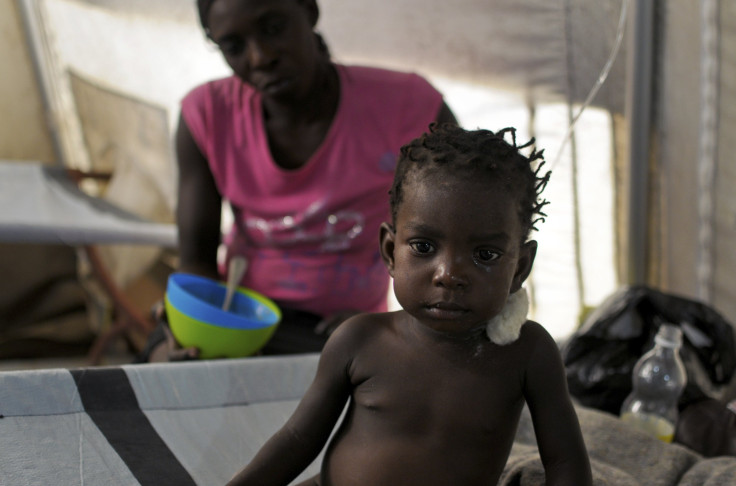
[379,222,397,277]
[511,240,537,293]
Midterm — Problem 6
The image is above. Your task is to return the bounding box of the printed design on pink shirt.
[379,152,397,173]
[271,250,387,296]
[242,198,365,252]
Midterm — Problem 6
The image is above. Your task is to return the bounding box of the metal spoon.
[222,256,247,311]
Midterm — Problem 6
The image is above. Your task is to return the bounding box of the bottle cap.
[655,323,683,347]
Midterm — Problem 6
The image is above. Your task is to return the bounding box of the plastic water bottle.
[620,323,687,443]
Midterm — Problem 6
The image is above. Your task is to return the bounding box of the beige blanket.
[503,403,736,486]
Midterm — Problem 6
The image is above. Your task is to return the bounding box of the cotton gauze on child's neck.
[486,288,529,345]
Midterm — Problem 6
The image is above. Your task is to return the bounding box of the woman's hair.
[197,0,217,35]
[389,123,551,241]
[196,0,329,55]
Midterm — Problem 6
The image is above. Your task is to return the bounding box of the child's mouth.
[426,302,468,319]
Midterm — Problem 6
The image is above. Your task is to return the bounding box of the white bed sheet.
[0,161,177,247]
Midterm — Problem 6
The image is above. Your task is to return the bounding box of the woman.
[145,0,457,361]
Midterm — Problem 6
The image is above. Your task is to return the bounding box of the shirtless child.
[227,123,593,486]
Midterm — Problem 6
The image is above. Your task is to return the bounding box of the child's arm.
[522,322,593,486]
[226,320,358,486]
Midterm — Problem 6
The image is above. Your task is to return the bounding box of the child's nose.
[432,257,469,289]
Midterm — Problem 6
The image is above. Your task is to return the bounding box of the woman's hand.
[314,310,360,337]
[147,301,200,362]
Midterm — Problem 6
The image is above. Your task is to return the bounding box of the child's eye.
[409,241,434,255]
[476,249,500,262]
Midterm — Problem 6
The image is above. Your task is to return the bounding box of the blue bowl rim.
[166,272,280,330]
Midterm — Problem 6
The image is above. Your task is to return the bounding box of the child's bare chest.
[351,349,526,438]
[323,336,530,485]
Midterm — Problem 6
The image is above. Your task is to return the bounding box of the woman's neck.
[260,62,340,170]
[262,62,339,125]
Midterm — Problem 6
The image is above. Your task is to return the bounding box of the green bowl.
[164,273,281,359]
[166,296,280,359]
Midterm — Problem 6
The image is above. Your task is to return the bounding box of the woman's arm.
[523,322,593,486]
[144,115,223,362]
[175,113,222,280]
[227,320,358,486]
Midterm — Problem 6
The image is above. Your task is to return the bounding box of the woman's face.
[206,0,322,100]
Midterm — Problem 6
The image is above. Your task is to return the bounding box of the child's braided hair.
[389,123,551,241]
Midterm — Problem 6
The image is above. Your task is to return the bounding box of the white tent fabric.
[9,0,736,336]
[3,353,736,485]
[15,0,629,338]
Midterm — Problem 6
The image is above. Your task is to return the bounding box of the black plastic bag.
[674,397,736,457]
[561,285,736,416]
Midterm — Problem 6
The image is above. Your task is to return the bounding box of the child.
[227,124,593,486]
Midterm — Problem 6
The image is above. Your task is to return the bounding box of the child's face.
[381,172,536,337]
[207,0,320,99]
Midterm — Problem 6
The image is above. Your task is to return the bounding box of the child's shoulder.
[513,321,567,376]
[519,319,551,336]
[319,311,398,362]
[516,320,560,351]
[331,311,397,342]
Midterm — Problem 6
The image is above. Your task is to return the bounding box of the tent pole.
[625,0,655,286]
[15,0,64,166]
[695,0,720,303]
